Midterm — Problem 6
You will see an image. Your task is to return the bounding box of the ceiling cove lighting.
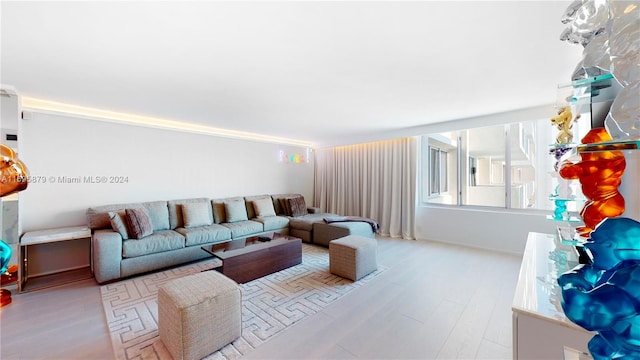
[21,97,315,148]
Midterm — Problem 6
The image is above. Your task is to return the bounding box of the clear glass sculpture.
[561,0,586,24]
[572,32,611,80]
[608,0,640,86]
[560,0,609,46]
[605,81,640,140]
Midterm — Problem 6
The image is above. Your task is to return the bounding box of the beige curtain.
[314,137,417,239]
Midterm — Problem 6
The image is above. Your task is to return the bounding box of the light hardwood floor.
[0,237,521,360]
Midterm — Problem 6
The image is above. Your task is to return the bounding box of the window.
[421,134,458,204]
[429,146,448,195]
[420,118,591,210]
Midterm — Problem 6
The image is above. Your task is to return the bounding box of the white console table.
[19,226,92,293]
[512,232,593,359]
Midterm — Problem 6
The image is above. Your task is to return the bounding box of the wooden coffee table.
[201,233,302,283]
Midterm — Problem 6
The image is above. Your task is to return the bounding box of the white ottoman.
[158,271,241,360]
[329,235,378,281]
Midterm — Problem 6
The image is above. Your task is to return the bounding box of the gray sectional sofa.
[87,193,347,284]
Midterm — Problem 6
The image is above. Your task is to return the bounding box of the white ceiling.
[1,1,583,148]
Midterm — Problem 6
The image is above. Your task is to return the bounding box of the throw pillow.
[224,199,248,223]
[279,198,292,216]
[212,201,226,224]
[108,211,129,240]
[288,196,308,217]
[125,208,153,239]
[182,202,212,228]
[253,197,276,218]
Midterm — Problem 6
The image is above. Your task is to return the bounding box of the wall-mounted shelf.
[558,73,618,105]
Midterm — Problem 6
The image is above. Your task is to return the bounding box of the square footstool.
[329,235,378,281]
[158,271,242,360]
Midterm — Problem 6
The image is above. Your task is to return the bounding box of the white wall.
[415,206,557,255]
[19,111,315,232]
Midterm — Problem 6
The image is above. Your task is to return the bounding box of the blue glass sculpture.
[558,217,640,359]
[0,241,11,274]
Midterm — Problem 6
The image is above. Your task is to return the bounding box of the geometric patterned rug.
[101,243,387,360]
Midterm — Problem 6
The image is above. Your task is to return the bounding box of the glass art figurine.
[559,128,626,236]
[558,217,640,360]
[550,107,580,144]
[554,199,569,221]
[551,183,573,221]
[549,145,572,172]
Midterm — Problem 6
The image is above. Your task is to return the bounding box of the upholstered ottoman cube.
[158,271,241,360]
[329,235,378,281]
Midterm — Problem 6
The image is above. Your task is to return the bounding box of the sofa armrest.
[307,207,321,214]
[92,229,123,284]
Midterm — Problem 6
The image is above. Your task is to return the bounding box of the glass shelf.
[557,73,620,107]
[558,73,614,88]
[546,215,583,223]
[548,196,585,202]
[549,142,578,148]
[577,139,640,153]
[549,140,640,153]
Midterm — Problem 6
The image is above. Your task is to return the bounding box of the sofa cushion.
[253,197,276,218]
[125,208,154,239]
[288,213,330,232]
[222,220,263,239]
[182,202,213,228]
[143,201,170,231]
[225,199,249,223]
[122,230,185,258]
[253,216,289,231]
[168,198,213,229]
[108,211,129,240]
[288,196,308,217]
[175,224,232,246]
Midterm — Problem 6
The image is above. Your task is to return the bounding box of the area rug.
[101,243,386,360]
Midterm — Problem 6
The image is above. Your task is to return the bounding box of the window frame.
[428,145,448,196]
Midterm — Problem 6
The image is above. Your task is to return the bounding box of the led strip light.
[21,97,315,148]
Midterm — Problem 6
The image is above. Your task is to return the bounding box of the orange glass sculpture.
[1,144,29,197]
[559,128,626,236]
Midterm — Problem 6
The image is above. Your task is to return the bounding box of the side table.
[19,226,92,293]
